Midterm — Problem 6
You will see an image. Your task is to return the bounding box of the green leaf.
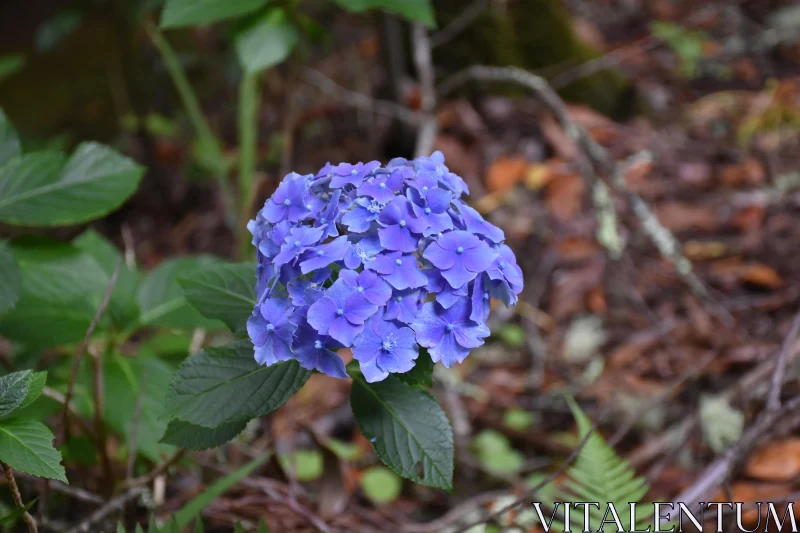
[74,229,140,328]
[234,523,246,533]
[165,339,310,427]
[0,371,31,417]
[0,143,144,226]
[396,349,434,387]
[350,372,453,490]
[0,240,110,347]
[0,109,20,166]
[0,55,26,85]
[103,353,175,462]
[0,497,37,525]
[360,466,402,503]
[193,519,205,533]
[160,419,247,450]
[0,418,66,482]
[471,429,524,475]
[117,522,126,533]
[160,0,269,28]
[235,9,298,74]
[256,518,269,533]
[503,408,534,431]
[332,0,435,26]
[0,242,21,315]
[174,453,269,528]
[137,256,225,329]
[17,372,46,411]
[279,450,323,481]
[322,437,361,461]
[178,262,255,331]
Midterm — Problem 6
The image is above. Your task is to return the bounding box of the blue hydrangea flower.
[246,153,522,381]
[352,315,419,382]
[411,300,490,367]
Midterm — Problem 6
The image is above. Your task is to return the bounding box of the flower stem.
[237,71,261,260]
[1,462,38,533]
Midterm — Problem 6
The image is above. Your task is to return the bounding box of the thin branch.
[670,394,800,516]
[58,260,121,447]
[430,0,488,48]
[2,462,38,533]
[64,487,148,533]
[767,311,800,411]
[411,23,437,158]
[17,474,103,505]
[300,68,421,125]
[90,349,113,496]
[122,449,185,490]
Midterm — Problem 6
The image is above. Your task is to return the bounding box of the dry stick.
[411,23,437,158]
[123,449,185,490]
[430,0,488,48]
[90,349,114,497]
[2,462,38,533]
[767,311,800,411]
[59,261,122,447]
[669,394,800,517]
[16,475,104,505]
[300,68,421,125]
[63,487,148,533]
[439,65,732,325]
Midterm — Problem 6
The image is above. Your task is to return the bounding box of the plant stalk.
[1,461,38,533]
[145,22,237,231]
[237,71,261,260]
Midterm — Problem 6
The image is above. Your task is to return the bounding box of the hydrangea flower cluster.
[247,152,523,383]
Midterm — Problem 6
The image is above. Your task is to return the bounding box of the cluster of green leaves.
[162,263,455,490]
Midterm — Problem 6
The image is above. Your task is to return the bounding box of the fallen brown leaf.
[745,438,800,482]
[740,264,783,289]
[719,157,766,187]
[485,157,529,195]
[654,202,719,233]
[546,173,585,222]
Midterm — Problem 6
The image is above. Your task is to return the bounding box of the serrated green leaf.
[178,262,255,331]
[103,353,174,462]
[161,419,247,450]
[0,242,21,316]
[0,418,66,482]
[160,0,269,28]
[332,0,435,26]
[350,372,453,490]
[360,466,402,503]
[0,143,144,226]
[17,371,46,412]
[0,371,31,418]
[137,256,225,330]
[0,239,110,347]
[165,339,310,427]
[74,229,140,328]
[174,453,269,528]
[396,349,434,387]
[235,9,298,74]
[0,109,20,166]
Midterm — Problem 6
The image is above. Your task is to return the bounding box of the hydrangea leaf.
[103,353,175,462]
[178,262,256,332]
[0,371,31,418]
[160,0,269,29]
[0,242,21,316]
[16,371,46,412]
[74,229,140,329]
[0,109,20,167]
[160,419,248,450]
[235,9,298,74]
[350,371,453,490]
[333,0,435,26]
[137,256,225,330]
[0,418,66,482]
[396,349,434,387]
[165,339,310,428]
[0,239,110,347]
[0,143,144,227]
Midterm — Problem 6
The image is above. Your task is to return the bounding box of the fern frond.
[556,397,651,529]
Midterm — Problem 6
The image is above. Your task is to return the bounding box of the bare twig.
[16,474,103,505]
[669,394,800,516]
[2,462,38,533]
[430,0,488,48]
[90,349,114,496]
[59,261,121,446]
[767,312,800,411]
[551,37,658,89]
[122,449,185,490]
[64,487,148,533]
[300,68,421,125]
[411,23,437,158]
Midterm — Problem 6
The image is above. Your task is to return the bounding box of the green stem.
[145,23,236,230]
[237,71,261,260]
